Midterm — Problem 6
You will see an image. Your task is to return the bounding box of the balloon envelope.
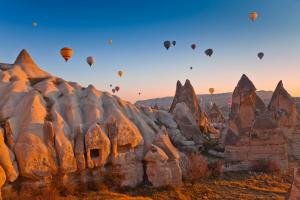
[164,41,171,50]
[118,71,123,77]
[191,44,196,50]
[60,47,73,62]
[108,39,113,45]
[249,12,258,21]
[172,41,176,46]
[115,86,120,92]
[86,56,95,66]
[205,49,213,57]
[32,22,38,27]
[258,52,264,60]
[190,67,193,70]
[209,88,215,94]
[112,89,115,93]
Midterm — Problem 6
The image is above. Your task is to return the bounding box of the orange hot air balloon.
[209,88,215,94]
[60,47,73,62]
[117,70,123,77]
[249,12,258,21]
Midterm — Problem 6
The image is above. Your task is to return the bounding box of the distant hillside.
[136,91,300,118]
[136,90,273,109]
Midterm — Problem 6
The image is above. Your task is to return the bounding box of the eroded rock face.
[144,145,172,187]
[0,166,6,199]
[208,103,225,124]
[85,123,110,169]
[172,103,204,145]
[169,80,202,119]
[224,75,289,171]
[269,81,299,127]
[0,128,18,182]
[228,74,266,137]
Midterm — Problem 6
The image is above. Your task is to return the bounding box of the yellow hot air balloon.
[118,70,123,77]
[249,12,258,21]
[108,39,113,45]
[60,47,73,62]
[209,88,215,94]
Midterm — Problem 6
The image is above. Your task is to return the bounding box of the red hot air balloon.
[115,86,120,92]
[191,44,196,50]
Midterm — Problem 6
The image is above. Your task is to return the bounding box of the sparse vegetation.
[252,160,282,175]
[185,152,209,182]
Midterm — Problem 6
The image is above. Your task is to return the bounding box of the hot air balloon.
[172,41,176,46]
[138,92,141,95]
[190,67,193,70]
[115,86,120,92]
[60,47,73,62]
[112,89,115,93]
[86,56,95,67]
[249,12,258,22]
[108,39,113,45]
[205,49,213,57]
[164,41,171,50]
[257,52,264,60]
[191,44,196,50]
[110,84,112,87]
[32,22,38,27]
[209,88,215,94]
[117,71,123,77]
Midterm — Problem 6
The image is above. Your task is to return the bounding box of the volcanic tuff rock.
[0,49,211,195]
[224,75,300,171]
[169,80,202,119]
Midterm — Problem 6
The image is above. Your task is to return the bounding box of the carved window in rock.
[90,149,100,159]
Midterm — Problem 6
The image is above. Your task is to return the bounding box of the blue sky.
[0,0,299,102]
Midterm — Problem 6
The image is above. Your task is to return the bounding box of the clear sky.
[0,0,299,102]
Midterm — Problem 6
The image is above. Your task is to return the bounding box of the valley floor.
[2,171,292,200]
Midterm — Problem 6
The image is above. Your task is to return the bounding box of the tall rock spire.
[14,49,37,65]
[169,79,202,119]
[13,49,50,78]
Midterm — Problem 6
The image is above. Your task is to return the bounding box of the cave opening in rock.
[90,149,100,159]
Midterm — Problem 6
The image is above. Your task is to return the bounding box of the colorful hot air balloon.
[205,49,213,57]
[115,86,120,92]
[172,41,176,46]
[112,89,115,93]
[249,12,258,22]
[209,88,215,94]
[108,39,113,45]
[164,41,171,50]
[32,22,38,27]
[60,47,73,62]
[86,56,95,67]
[191,44,196,50]
[118,71,123,77]
[257,52,264,60]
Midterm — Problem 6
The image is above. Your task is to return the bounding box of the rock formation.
[208,103,225,124]
[224,75,291,171]
[169,80,202,119]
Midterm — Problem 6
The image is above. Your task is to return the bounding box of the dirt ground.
[2,171,293,200]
